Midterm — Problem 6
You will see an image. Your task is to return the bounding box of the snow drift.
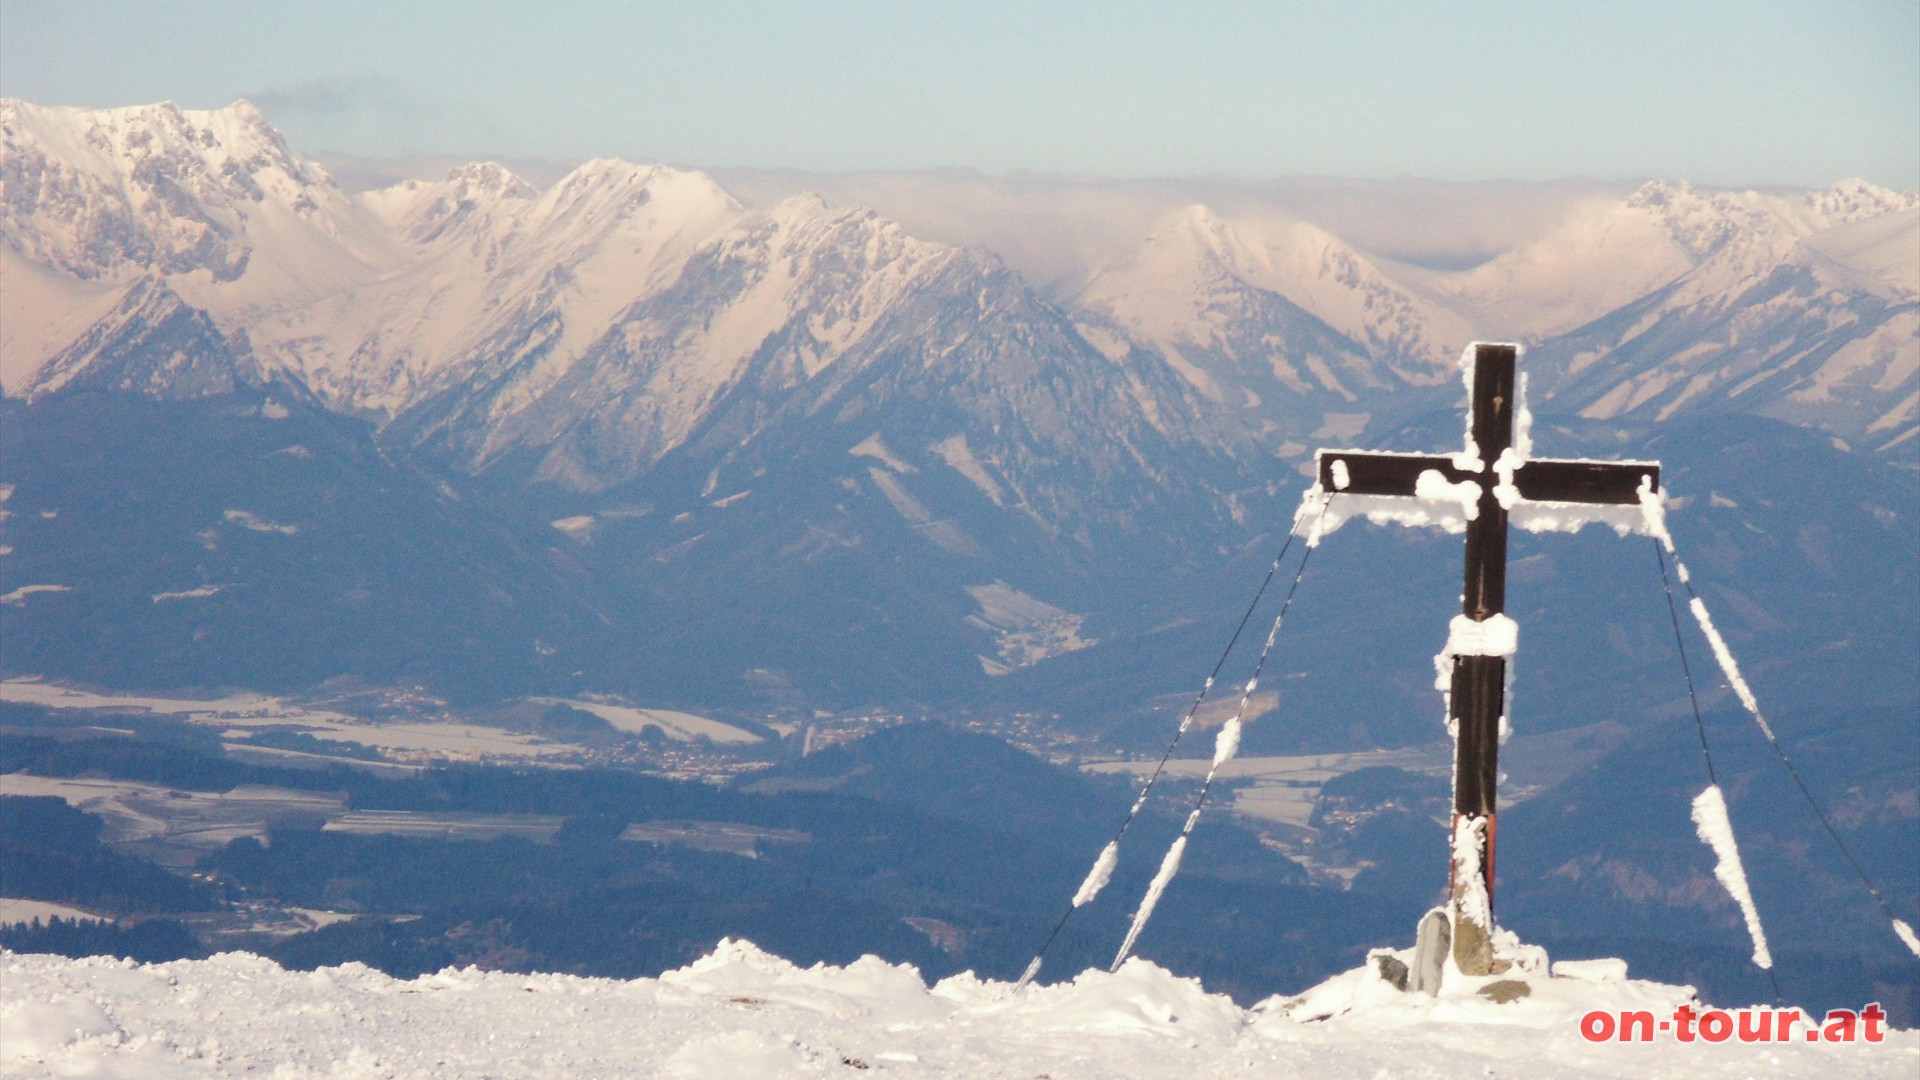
[3,940,1912,1079]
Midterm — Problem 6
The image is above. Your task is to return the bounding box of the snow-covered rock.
[1074,204,1466,436]
[2,941,1910,1078]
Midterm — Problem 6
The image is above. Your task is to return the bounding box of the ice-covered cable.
[1072,841,1120,907]
[1896,920,1920,959]
[1641,482,1919,963]
[1650,528,1786,984]
[1639,481,1770,736]
[1692,784,1773,969]
[1111,836,1187,971]
[1109,498,1328,972]
[1013,489,1330,991]
[1653,538,1718,786]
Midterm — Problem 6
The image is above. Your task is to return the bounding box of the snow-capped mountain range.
[3,98,1916,716]
[5,97,1915,481]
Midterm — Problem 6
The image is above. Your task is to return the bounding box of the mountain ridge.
[5,97,1914,466]
[3,97,1915,719]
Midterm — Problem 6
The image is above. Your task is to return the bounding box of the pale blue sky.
[3,0,1915,187]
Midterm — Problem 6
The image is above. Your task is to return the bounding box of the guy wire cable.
[1109,493,1330,972]
[1646,498,1920,963]
[1014,489,1330,990]
[1654,538,1781,1001]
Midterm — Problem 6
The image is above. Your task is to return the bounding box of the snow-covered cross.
[1314,342,1659,977]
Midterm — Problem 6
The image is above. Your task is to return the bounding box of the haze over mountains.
[2,96,1915,727]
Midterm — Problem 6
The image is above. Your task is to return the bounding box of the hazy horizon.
[4,1,1914,189]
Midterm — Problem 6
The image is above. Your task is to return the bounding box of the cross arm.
[1513,459,1658,503]
[1315,451,1468,497]
[1316,450,1659,504]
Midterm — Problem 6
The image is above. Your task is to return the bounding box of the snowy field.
[529,697,762,745]
[0,677,758,758]
[0,678,354,724]
[0,900,103,927]
[3,941,1912,1079]
[1083,744,1444,827]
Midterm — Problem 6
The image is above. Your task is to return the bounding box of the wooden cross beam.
[1315,342,1659,976]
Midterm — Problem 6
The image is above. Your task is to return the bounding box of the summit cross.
[1314,342,1660,977]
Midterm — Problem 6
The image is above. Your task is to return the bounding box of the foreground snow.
[3,942,1912,1078]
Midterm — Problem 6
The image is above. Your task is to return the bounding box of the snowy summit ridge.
[5,939,1913,1079]
[0,98,346,283]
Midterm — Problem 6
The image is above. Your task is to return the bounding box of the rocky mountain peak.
[1805,178,1919,225]
[1,97,366,283]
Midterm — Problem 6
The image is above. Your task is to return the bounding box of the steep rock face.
[1075,206,1466,444]
[1528,185,1920,453]
[2,98,309,281]
[1073,182,1920,459]
[397,195,1235,542]
[0,98,397,392]
[281,159,746,413]
[368,160,540,247]
[1,100,1914,730]
[0,98,395,290]
[22,278,252,400]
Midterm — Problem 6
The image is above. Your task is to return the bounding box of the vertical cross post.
[1448,343,1516,975]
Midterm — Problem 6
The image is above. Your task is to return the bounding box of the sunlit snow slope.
[6,98,1916,462]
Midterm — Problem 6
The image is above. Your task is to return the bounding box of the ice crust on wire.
[1212,716,1242,766]
[1057,490,1330,982]
[1110,525,1322,974]
[1638,481,1920,962]
[1072,840,1120,908]
[1895,919,1920,960]
[1062,491,1331,982]
[1112,678,1263,972]
[1057,665,1222,921]
[1293,485,1336,546]
[1691,784,1773,969]
[1109,493,1335,972]
[1113,835,1188,971]
[1642,485,1774,968]
[1688,597,1767,727]
[1637,483,1773,738]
